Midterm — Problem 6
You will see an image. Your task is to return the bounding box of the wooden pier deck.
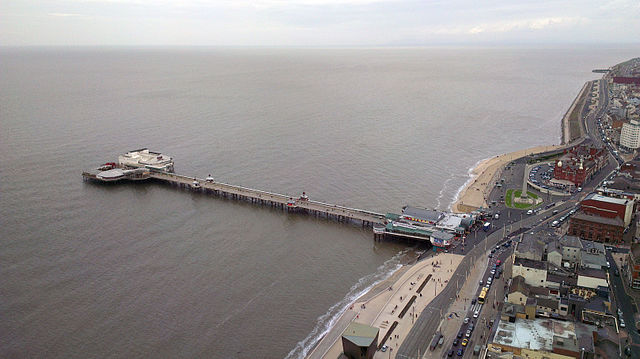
[145,172,386,226]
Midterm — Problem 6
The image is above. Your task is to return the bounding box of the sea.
[1,46,638,358]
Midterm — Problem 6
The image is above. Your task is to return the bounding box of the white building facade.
[620,118,640,149]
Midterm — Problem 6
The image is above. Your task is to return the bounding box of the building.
[568,211,624,244]
[620,118,640,149]
[512,258,548,287]
[627,243,640,289]
[515,235,544,261]
[559,235,583,264]
[576,268,609,289]
[580,193,634,227]
[547,241,563,267]
[400,206,443,225]
[118,148,175,172]
[490,317,595,359]
[341,322,379,359]
[553,145,608,186]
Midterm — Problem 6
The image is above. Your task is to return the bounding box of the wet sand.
[451,145,563,213]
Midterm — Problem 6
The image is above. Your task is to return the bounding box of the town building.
[489,317,595,359]
[553,145,608,186]
[568,211,624,244]
[341,322,378,359]
[620,118,640,149]
[627,243,640,289]
[580,193,634,227]
[512,258,548,287]
[514,234,545,261]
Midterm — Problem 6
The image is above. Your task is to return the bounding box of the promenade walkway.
[149,172,386,225]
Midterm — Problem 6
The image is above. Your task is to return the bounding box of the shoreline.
[450,144,563,213]
[308,252,463,359]
[451,81,593,214]
[304,77,597,358]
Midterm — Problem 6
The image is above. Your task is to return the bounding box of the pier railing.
[148,171,386,226]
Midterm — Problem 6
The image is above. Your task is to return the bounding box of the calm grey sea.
[1,46,638,358]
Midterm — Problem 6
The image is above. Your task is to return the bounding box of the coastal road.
[396,213,548,358]
[399,72,621,358]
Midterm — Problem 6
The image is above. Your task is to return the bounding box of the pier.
[83,169,386,227]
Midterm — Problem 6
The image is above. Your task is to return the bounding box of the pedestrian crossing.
[470,302,483,313]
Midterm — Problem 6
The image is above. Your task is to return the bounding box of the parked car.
[462,338,469,346]
[457,348,464,356]
[447,349,454,357]
[453,339,459,346]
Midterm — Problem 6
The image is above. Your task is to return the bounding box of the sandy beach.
[451,145,564,213]
[308,252,463,359]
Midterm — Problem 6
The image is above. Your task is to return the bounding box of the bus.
[478,287,488,304]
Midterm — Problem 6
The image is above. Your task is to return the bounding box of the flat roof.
[514,257,547,270]
[401,206,442,222]
[342,322,378,347]
[585,193,629,205]
[571,211,625,227]
[492,317,579,352]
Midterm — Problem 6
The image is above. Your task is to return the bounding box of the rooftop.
[577,268,608,280]
[401,206,442,223]
[514,257,547,270]
[584,193,630,206]
[560,235,583,249]
[492,317,578,352]
[342,322,378,347]
[515,235,545,260]
[571,211,625,227]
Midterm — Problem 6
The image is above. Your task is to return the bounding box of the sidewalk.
[427,252,488,358]
[311,253,464,359]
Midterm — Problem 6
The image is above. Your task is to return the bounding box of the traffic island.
[504,189,542,210]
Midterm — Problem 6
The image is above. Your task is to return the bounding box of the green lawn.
[505,189,540,209]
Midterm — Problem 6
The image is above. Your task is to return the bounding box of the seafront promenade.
[310,253,463,359]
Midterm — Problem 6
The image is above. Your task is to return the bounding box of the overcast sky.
[1,0,639,46]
